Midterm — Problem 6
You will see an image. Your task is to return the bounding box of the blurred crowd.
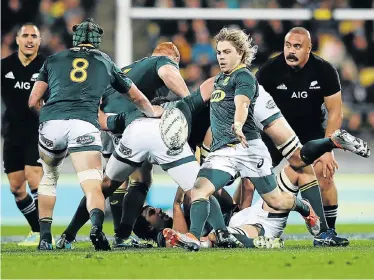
[2,0,374,136]
[135,0,374,136]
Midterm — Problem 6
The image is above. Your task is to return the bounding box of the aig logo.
[291,91,308,98]
[14,81,31,89]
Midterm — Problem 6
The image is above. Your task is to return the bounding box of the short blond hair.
[215,28,257,66]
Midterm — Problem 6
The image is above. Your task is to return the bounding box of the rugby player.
[255,27,361,245]
[164,27,321,252]
[57,42,190,249]
[28,18,161,250]
[1,23,45,246]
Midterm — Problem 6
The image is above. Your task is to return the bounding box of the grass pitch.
[1,224,374,279]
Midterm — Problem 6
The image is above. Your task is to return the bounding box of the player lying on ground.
[135,163,322,249]
[28,18,162,251]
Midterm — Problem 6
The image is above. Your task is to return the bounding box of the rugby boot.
[112,234,155,249]
[331,129,370,158]
[163,228,200,251]
[215,229,244,248]
[301,199,321,236]
[314,228,349,247]
[38,239,53,250]
[253,236,284,249]
[18,231,40,246]
[56,234,74,249]
[89,226,111,251]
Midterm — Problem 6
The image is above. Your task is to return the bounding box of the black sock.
[324,205,338,229]
[117,182,149,239]
[31,189,38,213]
[89,208,104,230]
[207,195,227,231]
[63,186,117,241]
[109,189,126,233]
[16,193,40,232]
[300,181,329,233]
[189,199,210,239]
[39,217,52,243]
[300,138,336,165]
[291,197,310,217]
[63,197,90,240]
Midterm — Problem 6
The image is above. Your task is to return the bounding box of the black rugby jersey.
[1,52,46,138]
[256,53,341,142]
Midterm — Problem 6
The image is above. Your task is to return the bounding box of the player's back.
[39,46,115,127]
[123,56,177,100]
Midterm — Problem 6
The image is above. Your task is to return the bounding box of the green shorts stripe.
[198,168,233,191]
[68,145,102,153]
[249,173,277,195]
[160,155,197,171]
[261,112,283,128]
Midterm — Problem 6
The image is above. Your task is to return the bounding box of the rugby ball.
[160,107,188,150]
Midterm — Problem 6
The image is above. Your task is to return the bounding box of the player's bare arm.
[126,83,163,118]
[324,91,343,137]
[28,81,48,111]
[172,187,189,234]
[233,95,250,148]
[158,64,190,97]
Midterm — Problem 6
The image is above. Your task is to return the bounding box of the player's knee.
[38,159,63,197]
[192,178,214,200]
[10,183,27,199]
[25,167,43,188]
[266,198,283,210]
[287,149,305,169]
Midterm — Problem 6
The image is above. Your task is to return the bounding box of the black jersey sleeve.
[321,62,341,97]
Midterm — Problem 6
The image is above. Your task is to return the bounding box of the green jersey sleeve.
[155,56,178,72]
[110,63,133,93]
[37,60,49,82]
[107,112,127,134]
[234,72,257,100]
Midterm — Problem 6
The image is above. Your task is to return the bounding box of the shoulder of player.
[232,67,256,82]
[257,53,284,73]
[310,53,339,77]
[1,52,17,66]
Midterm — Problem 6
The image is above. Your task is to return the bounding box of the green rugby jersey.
[210,65,260,152]
[38,46,132,128]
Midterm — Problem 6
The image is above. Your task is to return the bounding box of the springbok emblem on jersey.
[222,76,230,85]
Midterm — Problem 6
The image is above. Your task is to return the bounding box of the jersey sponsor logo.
[291,91,308,98]
[76,134,95,145]
[30,73,39,81]
[118,143,132,157]
[40,135,53,147]
[276,83,287,90]
[309,80,320,89]
[14,81,30,89]
[211,89,226,102]
[166,148,183,156]
[222,76,230,85]
[257,158,264,168]
[5,72,15,79]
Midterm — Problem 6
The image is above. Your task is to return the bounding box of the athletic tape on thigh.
[276,167,299,195]
[77,169,103,183]
[276,135,302,159]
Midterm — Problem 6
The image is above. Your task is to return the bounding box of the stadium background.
[1,0,374,226]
